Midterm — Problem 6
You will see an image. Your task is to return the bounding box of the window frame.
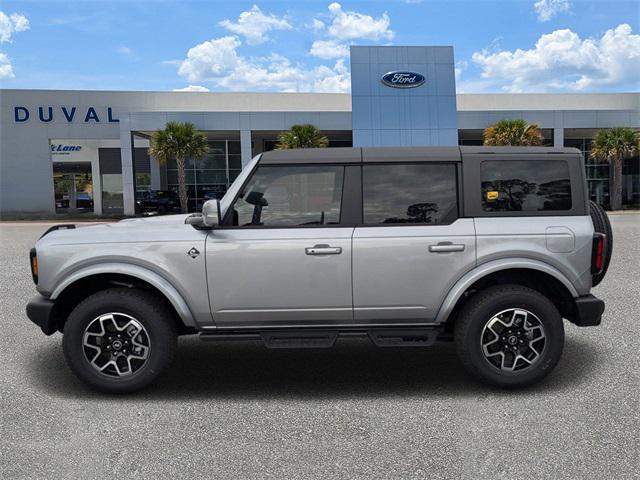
[462,152,587,217]
[219,162,359,229]
[358,161,462,227]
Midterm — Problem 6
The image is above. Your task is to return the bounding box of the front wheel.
[455,285,564,388]
[63,288,177,393]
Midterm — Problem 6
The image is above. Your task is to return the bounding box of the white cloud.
[178,36,242,82]
[324,2,393,41]
[310,39,349,59]
[118,46,134,56]
[307,3,393,59]
[454,60,468,81]
[311,58,350,93]
[219,5,291,45]
[173,85,210,92]
[471,24,640,92]
[0,52,14,79]
[534,0,570,22]
[310,19,325,31]
[177,35,350,92]
[0,11,29,43]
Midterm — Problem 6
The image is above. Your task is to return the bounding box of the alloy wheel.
[82,313,151,377]
[480,308,546,372]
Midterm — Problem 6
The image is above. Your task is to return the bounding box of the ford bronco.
[26,147,611,392]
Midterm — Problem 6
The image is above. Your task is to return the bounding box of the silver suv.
[26,147,611,392]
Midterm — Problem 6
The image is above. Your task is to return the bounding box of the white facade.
[1,88,638,216]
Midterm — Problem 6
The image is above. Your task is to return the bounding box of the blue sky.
[0,0,638,93]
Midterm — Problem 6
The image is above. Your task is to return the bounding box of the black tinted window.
[481,160,572,212]
[232,166,344,226]
[363,164,458,224]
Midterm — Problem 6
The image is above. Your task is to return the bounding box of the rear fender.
[434,258,579,324]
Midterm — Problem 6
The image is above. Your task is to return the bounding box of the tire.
[62,288,177,393]
[455,285,564,389]
[589,200,613,286]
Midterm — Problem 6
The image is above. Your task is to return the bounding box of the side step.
[368,329,438,347]
[262,331,338,349]
[199,328,441,349]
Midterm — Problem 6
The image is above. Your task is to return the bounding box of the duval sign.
[381,71,426,89]
[14,106,119,123]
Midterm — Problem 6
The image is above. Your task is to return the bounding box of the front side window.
[363,164,458,224]
[231,165,344,226]
[481,160,572,212]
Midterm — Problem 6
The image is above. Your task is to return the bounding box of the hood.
[36,214,197,247]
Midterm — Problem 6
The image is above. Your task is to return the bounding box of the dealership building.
[1,45,638,216]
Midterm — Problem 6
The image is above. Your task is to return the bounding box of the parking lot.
[1,215,638,479]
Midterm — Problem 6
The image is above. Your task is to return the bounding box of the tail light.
[29,248,38,284]
[591,234,606,275]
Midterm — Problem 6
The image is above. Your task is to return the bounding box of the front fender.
[434,258,579,324]
[50,262,197,327]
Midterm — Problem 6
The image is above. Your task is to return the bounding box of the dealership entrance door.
[53,162,94,214]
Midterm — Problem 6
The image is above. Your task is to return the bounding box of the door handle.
[305,244,342,255]
[429,243,465,253]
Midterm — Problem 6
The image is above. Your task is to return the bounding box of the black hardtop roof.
[259,146,581,164]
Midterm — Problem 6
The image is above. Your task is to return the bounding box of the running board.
[262,331,338,349]
[199,328,441,349]
[368,329,438,347]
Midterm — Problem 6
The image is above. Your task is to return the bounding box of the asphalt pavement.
[1,215,638,479]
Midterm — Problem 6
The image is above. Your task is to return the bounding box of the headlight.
[29,248,38,284]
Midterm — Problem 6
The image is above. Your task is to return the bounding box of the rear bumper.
[569,294,605,327]
[25,295,58,335]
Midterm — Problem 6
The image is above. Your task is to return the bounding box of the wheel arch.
[435,259,579,326]
[50,263,197,332]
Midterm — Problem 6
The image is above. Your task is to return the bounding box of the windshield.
[218,154,261,218]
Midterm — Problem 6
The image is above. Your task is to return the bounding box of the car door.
[206,163,356,328]
[352,160,476,324]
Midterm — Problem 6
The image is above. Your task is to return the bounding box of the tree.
[483,119,544,146]
[276,124,329,149]
[590,127,639,210]
[148,122,209,213]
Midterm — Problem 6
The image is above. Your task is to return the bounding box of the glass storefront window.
[136,173,151,192]
[102,174,124,213]
[52,162,94,214]
[165,140,241,211]
[565,135,613,208]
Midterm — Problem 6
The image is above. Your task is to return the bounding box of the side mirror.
[185,213,206,228]
[202,199,221,227]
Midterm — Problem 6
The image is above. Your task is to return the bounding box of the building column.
[91,149,103,216]
[240,129,252,168]
[120,117,136,216]
[553,111,564,147]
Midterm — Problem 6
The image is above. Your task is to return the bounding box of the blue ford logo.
[381,71,426,89]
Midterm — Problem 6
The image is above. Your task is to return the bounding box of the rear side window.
[481,160,572,212]
[363,164,458,224]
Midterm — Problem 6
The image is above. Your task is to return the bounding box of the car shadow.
[28,335,601,400]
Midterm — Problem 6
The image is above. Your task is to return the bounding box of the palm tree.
[148,122,209,213]
[276,124,329,149]
[483,119,544,146]
[590,127,639,210]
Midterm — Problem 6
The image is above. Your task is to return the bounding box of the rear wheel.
[589,200,613,286]
[63,288,177,393]
[455,285,564,388]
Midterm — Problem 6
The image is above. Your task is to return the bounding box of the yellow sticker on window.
[486,191,499,201]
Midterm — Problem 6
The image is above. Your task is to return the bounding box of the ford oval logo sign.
[381,71,426,89]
